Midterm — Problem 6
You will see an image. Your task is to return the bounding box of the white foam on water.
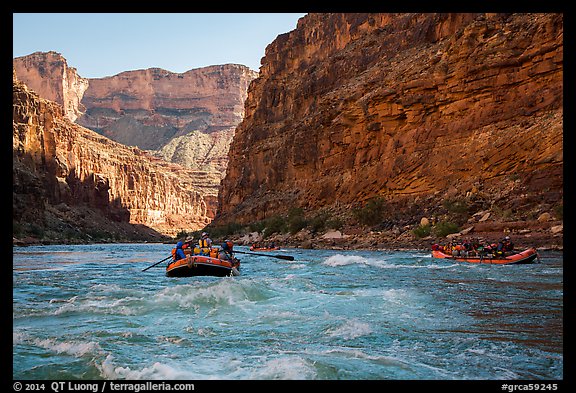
[191,327,217,337]
[49,295,78,304]
[323,254,370,267]
[89,283,124,292]
[321,347,413,371]
[98,355,198,380]
[13,331,27,344]
[148,279,278,319]
[326,319,373,339]
[323,254,392,269]
[32,338,102,357]
[53,296,140,316]
[355,287,410,301]
[248,356,317,380]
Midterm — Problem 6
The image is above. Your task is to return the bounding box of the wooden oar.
[234,250,294,261]
[142,255,172,272]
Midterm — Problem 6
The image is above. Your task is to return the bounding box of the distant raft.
[166,255,240,277]
[431,247,539,265]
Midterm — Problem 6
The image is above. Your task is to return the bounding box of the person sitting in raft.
[197,232,212,256]
[219,240,235,261]
[502,236,514,253]
[172,241,187,262]
[182,236,194,255]
[496,236,514,257]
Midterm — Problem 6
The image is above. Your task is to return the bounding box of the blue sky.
[13,13,307,78]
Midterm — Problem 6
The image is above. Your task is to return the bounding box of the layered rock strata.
[14,54,258,180]
[77,65,258,177]
[13,72,216,239]
[216,13,563,227]
[13,51,89,122]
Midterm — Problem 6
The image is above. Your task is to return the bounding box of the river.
[12,243,563,380]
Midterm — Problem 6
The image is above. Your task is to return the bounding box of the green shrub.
[432,221,460,237]
[325,217,344,231]
[248,221,266,233]
[263,215,286,238]
[412,224,431,239]
[287,208,307,234]
[308,212,329,234]
[352,196,386,226]
[29,223,45,238]
[202,222,244,240]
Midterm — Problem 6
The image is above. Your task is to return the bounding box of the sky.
[13,13,307,78]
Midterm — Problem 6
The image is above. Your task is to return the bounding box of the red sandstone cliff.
[14,54,258,180]
[77,65,257,150]
[216,13,563,235]
[13,51,89,122]
[13,71,216,241]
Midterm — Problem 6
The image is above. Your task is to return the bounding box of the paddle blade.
[273,254,294,261]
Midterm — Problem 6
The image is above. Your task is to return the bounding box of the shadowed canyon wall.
[13,71,216,240]
[13,52,258,240]
[216,13,563,226]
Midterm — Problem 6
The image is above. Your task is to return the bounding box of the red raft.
[431,247,539,265]
[166,255,240,277]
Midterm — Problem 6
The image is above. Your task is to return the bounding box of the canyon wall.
[14,53,258,178]
[77,65,257,148]
[216,13,563,226]
[14,53,258,241]
[13,51,89,122]
[13,71,216,240]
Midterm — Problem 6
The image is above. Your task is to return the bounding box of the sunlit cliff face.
[216,13,563,226]
[13,51,89,123]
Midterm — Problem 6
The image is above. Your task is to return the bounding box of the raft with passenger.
[166,254,240,277]
[166,238,240,277]
[431,247,539,265]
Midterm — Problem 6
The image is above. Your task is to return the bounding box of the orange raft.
[431,247,539,265]
[166,255,241,277]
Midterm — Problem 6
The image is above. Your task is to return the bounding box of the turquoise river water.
[12,243,563,380]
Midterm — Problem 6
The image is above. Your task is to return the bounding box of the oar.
[142,255,172,272]
[234,250,294,261]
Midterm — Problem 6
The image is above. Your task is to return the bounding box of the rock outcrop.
[13,71,216,241]
[216,13,563,229]
[13,51,89,122]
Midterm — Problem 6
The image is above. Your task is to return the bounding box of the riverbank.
[231,218,564,252]
[13,218,563,252]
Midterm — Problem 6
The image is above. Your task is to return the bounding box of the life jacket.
[198,239,210,255]
[172,247,185,261]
